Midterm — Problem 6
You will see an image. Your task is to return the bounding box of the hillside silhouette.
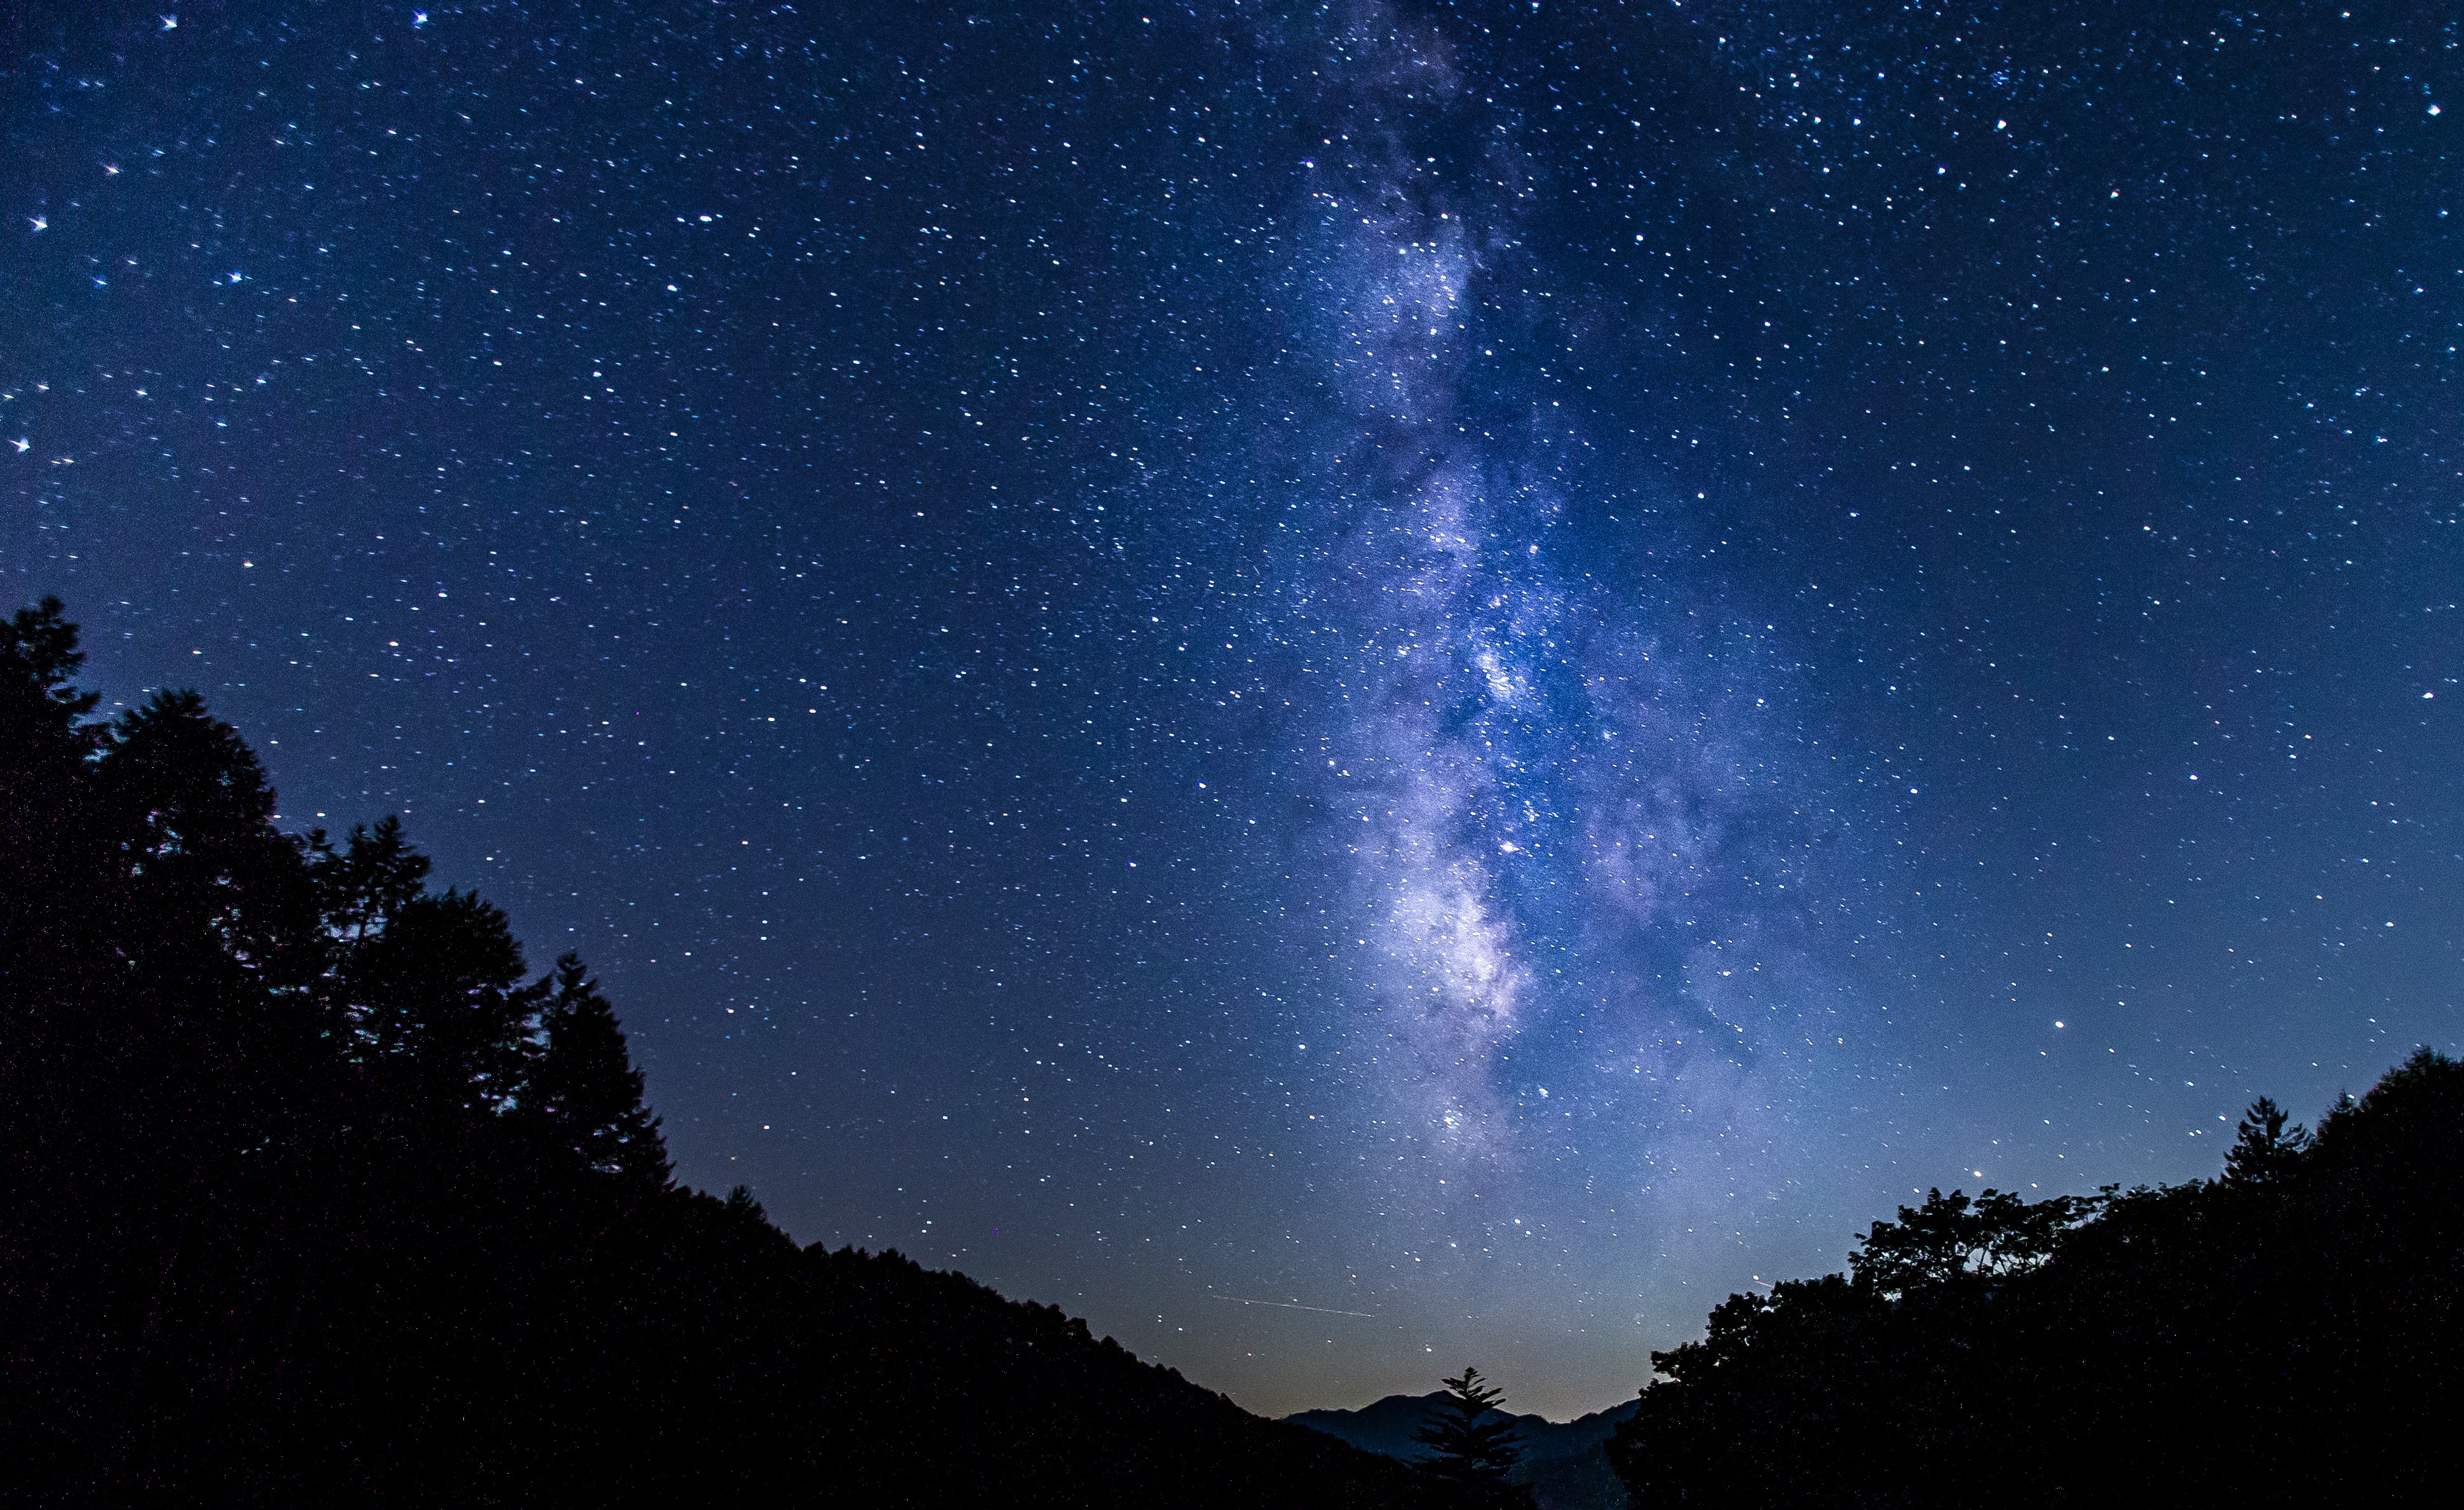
[13,592,2461,1509]
[0,598,1427,1508]
[1608,1056,2464,1507]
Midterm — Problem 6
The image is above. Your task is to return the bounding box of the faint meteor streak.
[1210,1294,1375,1319]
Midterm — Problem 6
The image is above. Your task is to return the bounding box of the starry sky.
[8,1,2462,1419]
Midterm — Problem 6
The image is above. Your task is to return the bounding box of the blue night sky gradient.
[6,2,2461,1418]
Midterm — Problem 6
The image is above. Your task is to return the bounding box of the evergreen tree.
[347,886,544,1109]
[309,815,433,954]
[2221,1096,2311,1187]
[93,689,321,985]
[530,954,671,1185]
[1414,1366,1534,1510]
[0,598,104,1011]
[0,595,100,774]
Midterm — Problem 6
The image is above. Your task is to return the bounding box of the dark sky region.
[6,1,2461,1419]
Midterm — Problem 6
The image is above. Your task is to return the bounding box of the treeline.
[0,598,1426,1509]
[1608,1059,2464,1507]
[14,592,2459,1509]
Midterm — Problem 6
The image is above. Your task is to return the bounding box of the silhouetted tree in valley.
[0,599,1428,1510]
[1416,1368,1536,1510]
[1608,1058,2464,1509]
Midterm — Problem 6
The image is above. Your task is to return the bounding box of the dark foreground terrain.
[10,595,2461,1510]
[1607,1053,2464,1509]
[0,598,1425,1507]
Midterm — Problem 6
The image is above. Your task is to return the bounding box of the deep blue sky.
[7,1,2460,1418]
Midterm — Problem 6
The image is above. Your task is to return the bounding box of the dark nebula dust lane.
[6,3,2461,1417]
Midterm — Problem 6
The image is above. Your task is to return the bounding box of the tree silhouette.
[2221,1096,2312,1187]
[529,954,670,1185]
[0,595,99,780]
[348,885,542,1109]
[309,816,433,954]
[1849,1185,2102,1295]
[3,597,1432,1510]
[1,598,105,1021]
[1414,1366,1534,1510]
[1609,1050,2464,1509]
[95,690,322,985]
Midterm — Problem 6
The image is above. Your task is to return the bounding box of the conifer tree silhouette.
[2222,1096,2312,1187]
[530,954,671,1185]
[0,597,103,1011]
[1414,1366,1534,1510]
[0,596,98,774]
[310,816,432,955]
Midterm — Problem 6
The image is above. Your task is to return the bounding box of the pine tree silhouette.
[346,886,539,1104]
[530,954,670,1185]
[1414,1366,1534,1510]
[2222,1096,2312,1187]
[309,816,432,955]
[0,596,98,771]
[0,597,104,1018]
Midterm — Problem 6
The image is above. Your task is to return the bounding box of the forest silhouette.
[7,594,2461,1508]
[0,598,1429,1507]
[1605,1068,2464,1507]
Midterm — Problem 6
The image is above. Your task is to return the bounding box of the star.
[16,0,2459,1424]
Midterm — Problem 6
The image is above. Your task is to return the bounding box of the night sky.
[8,1,2462,1419]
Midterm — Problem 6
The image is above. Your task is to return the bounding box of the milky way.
[1259,15,1825,1190]
[8,3,2462,1417]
